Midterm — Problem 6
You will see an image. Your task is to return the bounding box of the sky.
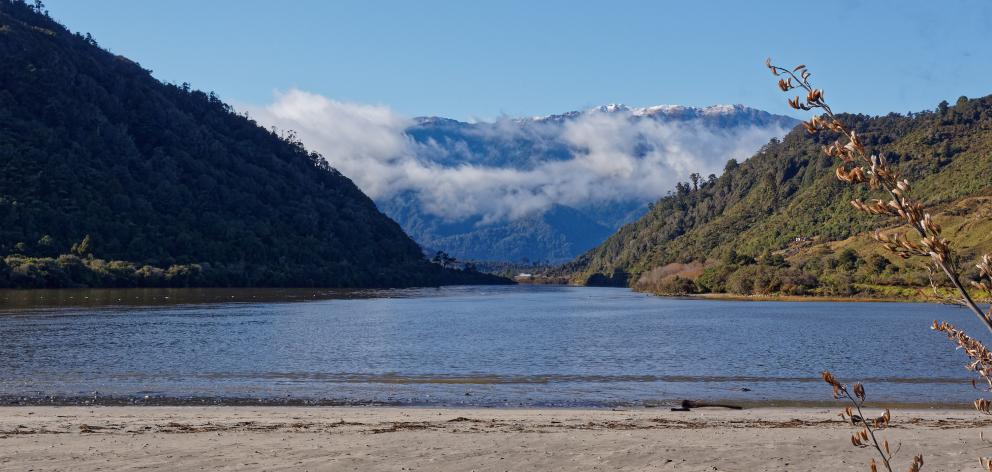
[43,0,992,122]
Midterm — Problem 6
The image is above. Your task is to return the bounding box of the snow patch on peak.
[595,103,630,113]
[631,104,688,116]
[592,103,752,118]
[701,104,745,115]
[525,103,766,123]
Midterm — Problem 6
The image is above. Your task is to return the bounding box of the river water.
[0,285,985,407]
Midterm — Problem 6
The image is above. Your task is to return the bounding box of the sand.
[0,406,989,471]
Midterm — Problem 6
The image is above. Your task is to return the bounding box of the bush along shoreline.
[0,238,512,289]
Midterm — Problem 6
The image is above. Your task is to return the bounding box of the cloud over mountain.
[245,90,796,226]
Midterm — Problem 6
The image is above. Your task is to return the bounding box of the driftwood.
[670,399,744,411]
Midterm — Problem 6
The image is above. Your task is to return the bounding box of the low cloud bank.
[245,89,791,223]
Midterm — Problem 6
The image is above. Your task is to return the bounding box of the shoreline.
[688,292,929,303]
[2,406,989,471]
[1,285,972,311]
[564,284,966,304]
[0,394,976,410]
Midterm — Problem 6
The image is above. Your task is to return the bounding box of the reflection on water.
[0,287,442,310]
[0,285,984,406]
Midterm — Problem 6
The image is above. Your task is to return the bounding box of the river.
[0,285,984,407]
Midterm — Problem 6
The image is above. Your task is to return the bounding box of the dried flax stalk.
[768,58,992,471]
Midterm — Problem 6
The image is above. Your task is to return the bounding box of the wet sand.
[0,406,989,471]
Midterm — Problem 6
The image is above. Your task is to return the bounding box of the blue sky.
[45,0,992,121]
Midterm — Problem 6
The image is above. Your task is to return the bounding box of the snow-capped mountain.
[529,103,793,125]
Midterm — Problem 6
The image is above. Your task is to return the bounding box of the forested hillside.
[562,95,992,298]
[0,0,506,288]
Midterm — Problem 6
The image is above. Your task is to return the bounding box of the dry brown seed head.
[849,131,864,152]
[908,454,924,472]
[851,167,866,182]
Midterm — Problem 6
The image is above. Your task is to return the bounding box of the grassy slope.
[783,196,992,300]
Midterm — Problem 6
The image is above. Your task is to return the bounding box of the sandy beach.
[0,406,988,471]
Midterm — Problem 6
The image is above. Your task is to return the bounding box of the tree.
[70,235,92,257]
[837,248,860,272]
[866,254,890,275]
[762,252,788,268]
[723,249,736,265]
[689,173,701,191]
[37,234,54,247]
[36,234,56,257]
[432,251,456,269]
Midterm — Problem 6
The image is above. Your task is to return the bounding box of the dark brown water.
[0,285,984,406]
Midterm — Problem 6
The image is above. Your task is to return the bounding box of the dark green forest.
[0,0,508,288]
[561,94,992,298]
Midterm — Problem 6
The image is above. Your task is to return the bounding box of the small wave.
[150,372,974,386]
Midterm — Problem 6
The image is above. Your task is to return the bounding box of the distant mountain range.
[379,105,800,263]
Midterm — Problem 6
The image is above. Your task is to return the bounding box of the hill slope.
[380,197,618,263]
[561,95,992,296]
[0,1,504,288]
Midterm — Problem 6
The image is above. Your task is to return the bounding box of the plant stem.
[844,388,893,472]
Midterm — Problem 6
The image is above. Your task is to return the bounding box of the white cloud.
[243,89,791,224]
